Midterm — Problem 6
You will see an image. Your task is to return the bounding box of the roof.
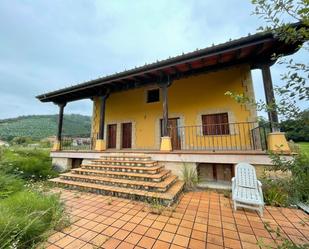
[37,28,302,103]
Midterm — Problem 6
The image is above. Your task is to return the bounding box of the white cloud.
[0,0,306,119]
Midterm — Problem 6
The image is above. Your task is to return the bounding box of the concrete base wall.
[50,151,281,178]
[52,157,72,172]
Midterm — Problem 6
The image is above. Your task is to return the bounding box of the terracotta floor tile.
[140,218,154,227]
[195,222,208,231]
[159,230,175,243]
[169,244,186,249]
[189,238,206,249]
[176,226,192,236]
[152,240,171,249]
[223,237,242,249]
[65,239,87,249]
[113,229,130,240]
[239,232,257,243]
[47,232,66,244]
[137,236,156,249]
[112,219,126,228]
[102,226,118,237]
[46,189,309,249]
[122,222,137,231]
[168,217,181,225]
[157,215,170,223]
[241,241,260,249]
[145,227,161,239]
[206,242,224,249]
[54,235,76,248]
[208,225,223,236]
[92,223,108,233]
[207,233,223,246]
[164,223,178,233]
[237,224,254,234]
[209,219,222,228]
[222,222,237,231]
[180,219,194,229]
[191,229,207,241]
[124,232,142,245]
[117,241,135,249]
[133,224,149,235]
[79,230,98,242]
[46,244,61,249]
[101,238,121,249]
[90,234,109,247]
[83,220,99,230]
[130,215,143,224]
[173,234,190,247]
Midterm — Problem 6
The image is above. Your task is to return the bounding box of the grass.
[0,147,58,180]
[0,146,68,248]
[0,191,68,249]
[297,142,309,154]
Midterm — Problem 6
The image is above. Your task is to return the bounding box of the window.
[202,113,230,135]
[147,89,160,103]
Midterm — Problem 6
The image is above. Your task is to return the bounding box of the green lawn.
[297,142,309,154]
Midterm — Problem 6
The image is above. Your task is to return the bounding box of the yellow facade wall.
[91,65,257,150]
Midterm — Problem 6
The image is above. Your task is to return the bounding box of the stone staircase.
[49,154,184,205]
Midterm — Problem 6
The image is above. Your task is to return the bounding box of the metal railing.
[168,122,270,151]
[60,136,95,151]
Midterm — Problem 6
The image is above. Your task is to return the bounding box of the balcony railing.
[58,122,270,152]
[60,136,95,151]
[168,122,270,151]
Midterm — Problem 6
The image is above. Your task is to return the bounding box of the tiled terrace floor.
[45,189,309,249]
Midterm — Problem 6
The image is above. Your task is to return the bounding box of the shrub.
[0,148,58,180]
[269,152,309,204]
[0,172,24,199]
[0,191,68,249]
[181,163,198,191]
[261,176,290,207]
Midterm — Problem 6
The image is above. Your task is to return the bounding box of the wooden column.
[261,64,279,132]
[56,103,66,141]
[161,83,169,137]
[98,95,108,140]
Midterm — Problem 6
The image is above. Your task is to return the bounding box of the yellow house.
[37,29,299,196]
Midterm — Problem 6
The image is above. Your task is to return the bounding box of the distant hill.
[0,114,91,141]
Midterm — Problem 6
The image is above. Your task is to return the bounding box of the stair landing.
[50,154,184,205]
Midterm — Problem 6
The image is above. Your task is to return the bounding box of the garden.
[0,146,68,249]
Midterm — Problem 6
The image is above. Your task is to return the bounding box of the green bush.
[181,163,198,191]
[0,191,68,249]
[0,148,58,180]
[269,152,309,204]
[261,176,290,207]
[0,172,24,199]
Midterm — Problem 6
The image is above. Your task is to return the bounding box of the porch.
[59,121,269,153]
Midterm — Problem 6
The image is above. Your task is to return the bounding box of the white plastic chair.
[232,163,264,216]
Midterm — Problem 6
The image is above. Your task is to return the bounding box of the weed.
[0,190,68,248]
[181,163,198,191]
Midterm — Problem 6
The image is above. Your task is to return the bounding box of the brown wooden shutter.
[202,113,229,135]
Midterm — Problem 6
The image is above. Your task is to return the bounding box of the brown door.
[107,124,117,149]
[121,122,132,149]
[161,118,181,150]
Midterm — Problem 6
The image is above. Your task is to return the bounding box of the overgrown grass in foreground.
[0,147,58,180]
[0,191,68,249]
[0,146,67,249]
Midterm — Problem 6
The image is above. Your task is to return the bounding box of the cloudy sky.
[0,0,306,119]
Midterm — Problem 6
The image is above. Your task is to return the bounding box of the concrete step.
[71,168,171,182]
[100,155,151,161]
[81,163,163,174]
[92,159,158,167]
[49,178,184,205]
[60,173,178,192]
